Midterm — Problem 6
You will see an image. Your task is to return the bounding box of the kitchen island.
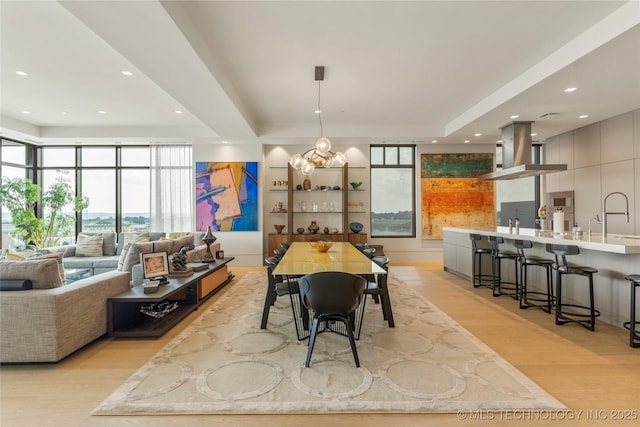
[443,226,640,329]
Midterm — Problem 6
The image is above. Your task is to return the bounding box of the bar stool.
[514,239,554,313]
[488,236,519,299]
[546,244,600,331]
[470,234,493,288]
[623,274,640,348]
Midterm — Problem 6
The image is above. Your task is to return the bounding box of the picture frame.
[140,251,170,282]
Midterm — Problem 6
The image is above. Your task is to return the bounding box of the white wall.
[544,109,639,236]
[264,142,495,264]
[197,108,640,268]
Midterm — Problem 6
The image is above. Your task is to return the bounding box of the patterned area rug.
[93,271,565,415]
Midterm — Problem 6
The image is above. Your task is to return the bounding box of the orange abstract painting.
[421,153,495,239]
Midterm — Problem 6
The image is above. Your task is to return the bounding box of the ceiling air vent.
[539,112,560,118]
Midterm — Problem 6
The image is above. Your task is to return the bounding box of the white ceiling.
[1,0,639,146]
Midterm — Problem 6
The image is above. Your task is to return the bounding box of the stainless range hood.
[478,121,567,180]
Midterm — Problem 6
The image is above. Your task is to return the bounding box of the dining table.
[269,241,387,340]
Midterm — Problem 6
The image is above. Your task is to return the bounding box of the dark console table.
[107,257,234,337]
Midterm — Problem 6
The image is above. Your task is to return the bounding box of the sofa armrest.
[0,270,130,363]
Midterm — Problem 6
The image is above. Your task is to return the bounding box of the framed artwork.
[195,162,258,232]
[421,153,495,239]
[140,251,170,279]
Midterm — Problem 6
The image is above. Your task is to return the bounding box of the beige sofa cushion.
[76,232,117,256]
[171,235,195,254]
[0,259,64,289]
[4,251,66,285]
[76,233,104,257]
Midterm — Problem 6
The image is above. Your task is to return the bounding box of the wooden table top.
[272,242,386,276]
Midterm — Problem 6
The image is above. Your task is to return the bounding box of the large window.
[2,141,194,248]
[1,139,32,248]
[370,145,416,237]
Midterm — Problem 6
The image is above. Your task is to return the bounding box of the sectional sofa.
[0,261,131,363]
[45,231,220,276]
[0,231,222,363]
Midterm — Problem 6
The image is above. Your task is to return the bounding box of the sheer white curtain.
[150,145,194,232]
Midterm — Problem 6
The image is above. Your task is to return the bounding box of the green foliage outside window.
[0,173,89,248]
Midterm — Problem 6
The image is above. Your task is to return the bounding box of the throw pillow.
[170,234,195,254]
[168,232,189,239]
[3,252,66,285]
[76,233,104,257]
[4,252,29,261]
[30,251,66,285]
[117,243,132,271]
[124,233,150,245]
[0,259,64,289]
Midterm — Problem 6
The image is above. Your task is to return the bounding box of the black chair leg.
[630,282,639,348]
[260,278,277,329]
[379,277,395,327]
[555,271,563,325]
[588,274,596,331]
[346,317,360,368]
[305,317,320,368]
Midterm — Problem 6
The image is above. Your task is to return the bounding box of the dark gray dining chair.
[297,271,366,368]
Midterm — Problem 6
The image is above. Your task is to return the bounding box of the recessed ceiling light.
[22,110,31,115]
[61,111,68,115]
[314,109,321,114]
[464,140,470,144]
[431,140,437,144]
[510,115,519,119]
[16,71,28,76]
[497,140,503,143]
[564,87,577,92]
[531,133,537,136]
[579,114,589,119]
[222,140,229,144]
[474,133,481,137]
[97,110,107,114]
[175,110,183,114]
[121,70,133,76]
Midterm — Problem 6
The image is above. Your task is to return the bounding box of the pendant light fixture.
[289,66,346,175]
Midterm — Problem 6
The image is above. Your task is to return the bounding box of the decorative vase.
[349,222,364,234]
[303,176,311,191]
[308,221,319,234]
[297,227,305,234]
[323,226,330,234]
[201,225,217,263]
[274,224,285,234]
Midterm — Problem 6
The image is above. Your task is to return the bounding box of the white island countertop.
[443,226,640,255]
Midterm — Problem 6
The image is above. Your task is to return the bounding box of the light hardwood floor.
[1,264,639,427]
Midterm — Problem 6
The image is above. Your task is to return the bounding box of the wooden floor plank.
[1,264,639,427]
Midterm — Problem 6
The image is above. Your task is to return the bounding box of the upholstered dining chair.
[297,271,366,368]
[364,256,394,327]
[260,256,299,329]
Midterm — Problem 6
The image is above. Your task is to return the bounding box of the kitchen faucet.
[602,191,630,237]
[588,215,601,237]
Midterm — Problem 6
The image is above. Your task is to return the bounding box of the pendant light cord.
[317,81,324,138]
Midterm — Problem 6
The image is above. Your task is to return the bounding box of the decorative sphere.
[315,137,331,154]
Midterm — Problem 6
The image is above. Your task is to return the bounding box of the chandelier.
[289,66,346,176]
